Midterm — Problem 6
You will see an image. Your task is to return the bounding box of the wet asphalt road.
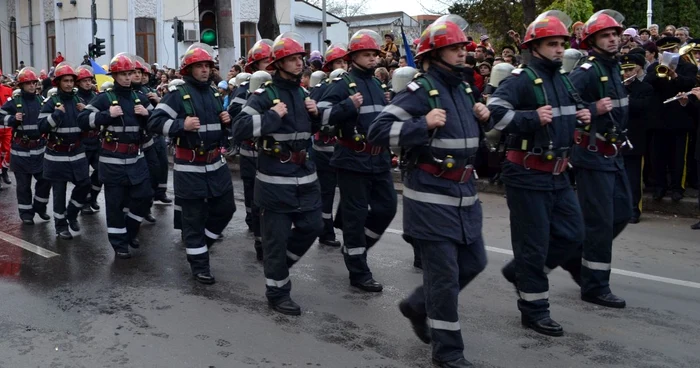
[0,171,699,368]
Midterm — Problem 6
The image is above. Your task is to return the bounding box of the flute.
[622,75,636,84]
[663,92,692,104]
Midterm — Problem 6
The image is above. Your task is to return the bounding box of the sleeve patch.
[580,63,592,70]
[407,82,421,91]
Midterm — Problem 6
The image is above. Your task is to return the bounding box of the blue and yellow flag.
[90,59,113,91]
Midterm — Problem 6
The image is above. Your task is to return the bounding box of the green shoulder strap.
[585,56,610,99]
[414,74,441,109]
[519,66,547,107]
[262,81,307,106]
[341,73,358,95]
[13,95,24,114]
[176,85,196,116]
[210,86,224,113]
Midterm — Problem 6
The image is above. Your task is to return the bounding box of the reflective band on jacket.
[403,187,478,207]
[256,172,317,185]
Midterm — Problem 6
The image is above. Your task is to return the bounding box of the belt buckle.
[603,143,619,159]
[189,149,197,163]
[459,165,473,183]
[552,158,564,175]
[110,142,119,153]
[279,152,292,164]
[370,145,382,156]
[207,149,217,163]
[354,141,366,153]
[68,143,76,152]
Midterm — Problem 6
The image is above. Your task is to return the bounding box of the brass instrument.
[656,51,680,78]
[680,43,698,67]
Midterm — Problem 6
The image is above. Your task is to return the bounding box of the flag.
[401,25,415,68]
[90,59,113,91]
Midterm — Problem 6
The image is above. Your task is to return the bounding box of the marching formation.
[2,8,698,367]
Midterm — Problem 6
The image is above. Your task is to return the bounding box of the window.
[240,22,257,58]
[46,21,56,67]
[135,18,156,63]
[10,17,18,72]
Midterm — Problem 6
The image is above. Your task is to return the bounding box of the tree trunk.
[258,0,280,40]
[216,0,235,71]
[522,0,537,25]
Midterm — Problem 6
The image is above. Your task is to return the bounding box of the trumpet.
[656,51,680,78]
[663,91,692,104]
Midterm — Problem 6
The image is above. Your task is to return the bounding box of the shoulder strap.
[462,82,476,106]
[105,90,119,106]
[415,75,441,109]
[372,77,388,92]
[341,73,358,94]
[13,95,24,114]
[586,57,609,99]
[51,95,62,107]
[176,85,196,116]
[210,86,223,113]
[263,81,280,104]
[520,66,547,106]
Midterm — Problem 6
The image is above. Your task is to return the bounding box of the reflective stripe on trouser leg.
[261,209,294,303]
[14,172,35,219]
[317,168,337,240]
[51,181,69,231]
[417,238,487,362]
[285,209,323,268]
[576,168,617,297]
[124,180,154,242]
[203,190,235,246]
[173,197,182,230]
[181,197,211,275]
[66,178,90,221]
[32,172,51,215]
[240,157,257,228]
[337,169,373,283]
[363,170,398,249]
[104,185,130,252]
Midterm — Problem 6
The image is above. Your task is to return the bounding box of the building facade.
[345,11,421,49]
[0,0,348,74]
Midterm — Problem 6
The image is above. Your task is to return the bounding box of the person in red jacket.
[53,52,65,66]
[0,79,13,186]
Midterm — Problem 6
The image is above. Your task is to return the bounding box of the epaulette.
[314,83,322,88]
[512,68,524,75]
[254,88,265,95]
[240,81,249,86]
[406,81,421,91]
[588,56,596,61]
[332,77,343,82]
[264,80,273,86]
[580,63,592,70]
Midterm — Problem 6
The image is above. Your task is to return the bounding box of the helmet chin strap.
[591,40,616,57]
[278,65,301,80]
[431,52,464,74]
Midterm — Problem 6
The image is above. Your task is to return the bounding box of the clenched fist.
[109,105,123,118]
[595,97,612,115]
[219,111,231,124]
[134,105,149,116]
[76,103,86,111]
[184,116,201,131]
[349,93,363,109]
[271,102,288,118]
[426,108,446,129]
[15,113,23,121]
[473,102,490,122]
[305,99,318,116]
[56,105,65,113]
[537,105,553,125]
[576,109,591,124]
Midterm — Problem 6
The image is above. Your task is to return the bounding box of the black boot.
[319,238,341,247]
[254,240,263,261]
[57,230,73,240]
[1,168,11,184]
[691,221,700,230]
[68,218,80,232]
[37,212,51,221]
[194,272,216,285]
[115,250,132,259]
[130,238,141,249]
[521,316,564,337]
[581,292,626,308]
[144,214,156,223]
[432,358,474,368]
[154,194,173,204]
[398,300,431,344]
[351,278,383,292]
[269,299,301,316]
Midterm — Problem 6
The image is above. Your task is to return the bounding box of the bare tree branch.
[306,0,368,18]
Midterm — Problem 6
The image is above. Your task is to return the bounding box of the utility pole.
[322,0,327,52]
[173,17,179,70]
[215,0,235,71]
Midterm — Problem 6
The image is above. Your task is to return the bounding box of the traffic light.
[199,0,217,46]
[91,38,106,58]
[172,19,184,42]
[88,43,94,58]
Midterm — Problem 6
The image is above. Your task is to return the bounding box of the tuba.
[656,51,680,78]
[679,42,698,67]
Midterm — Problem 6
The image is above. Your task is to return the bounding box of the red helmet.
[133,55,150,73]
[245,39,274,73]
[17,67,39,84]
[271,32,306,65]
[346,30,382,60]
[52,62,78,86]
[76,65,95,81]
[580,10,625,50]
[322,43,348,72]
[415,15,469,59]
[109,53,135,74]
[521,11,572,49]
[180,43,215,75]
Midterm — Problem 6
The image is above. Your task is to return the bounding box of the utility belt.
[81,130,100,139]
[506,150,569,175]
[47,139,81,153]
[414,155,475,183]
[314,131,337,145]
[241,139,257,150]
[13,136,44,149]
[175,146,222,163]
[102,141,141,155]
[574,130,621,158]
[338,138,384,155]
[259,138,309,165]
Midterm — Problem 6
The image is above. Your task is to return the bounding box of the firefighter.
[38,62,90,240]
[312,43,349,248]
[232,32,323,315]
[0,67,51,224]
[229,40,273,259]
[487,11,590,336]
[368,15,489,367]
[148,43,235,284]
[0,80,12,187]
[568,10,632,308]
[74,65,102,215]
[77,53,153,258]
[136,56,172,206]
[319,29,397,292]
[132,56,160,223]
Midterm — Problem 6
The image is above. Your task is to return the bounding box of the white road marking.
[383,228,700,290]
[0,231,60,258]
